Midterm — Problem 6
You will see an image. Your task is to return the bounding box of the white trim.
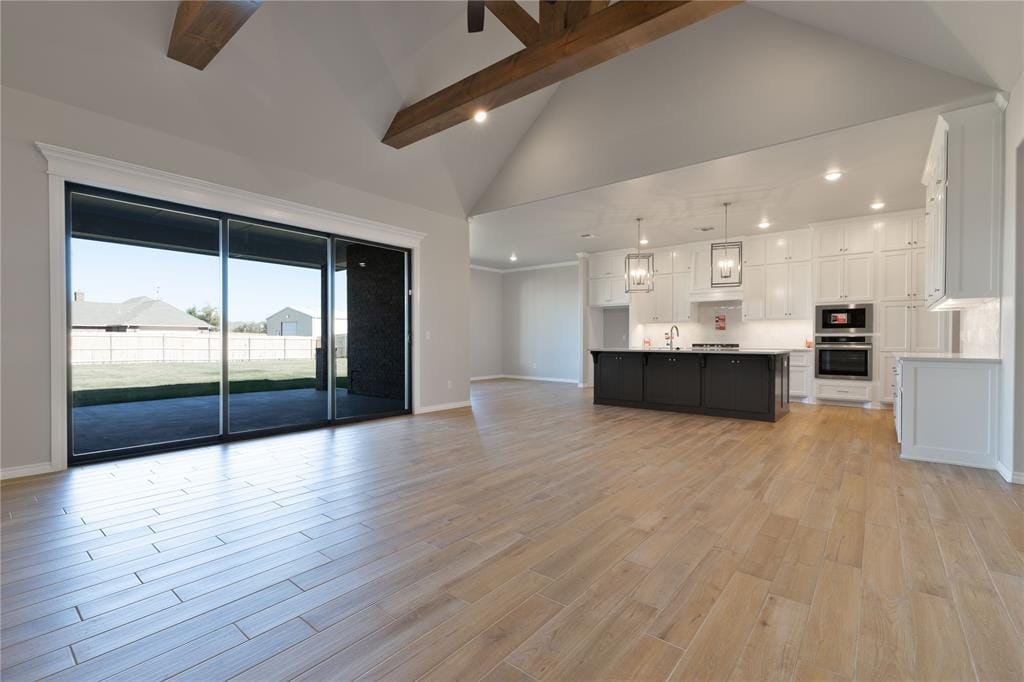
[1,463,61,481]
[470,374,581,384]
[809,208,924,230]
[469,260,579,274]
[900,453,1000,472]
[415,400,472,414]
[470,375,506,381]
[37,142,426,474]
[578,382,593,388]
[995,460,1023,485]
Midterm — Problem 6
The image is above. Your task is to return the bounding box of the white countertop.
[894,352,1001,364]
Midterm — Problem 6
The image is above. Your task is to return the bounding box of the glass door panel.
[68,190,222,457]
[227,220,329,432]
[334,239,410,419]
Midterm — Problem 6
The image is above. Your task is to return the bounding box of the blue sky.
[71,239,347,323]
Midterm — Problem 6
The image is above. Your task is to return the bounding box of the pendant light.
[625,217,654,293]
[711,201,743,288]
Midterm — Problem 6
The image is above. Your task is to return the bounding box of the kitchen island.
[589,348,791,422]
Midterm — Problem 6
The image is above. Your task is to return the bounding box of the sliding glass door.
[66,185,411,463]
[68,190,222,455]
[227,220,330,433]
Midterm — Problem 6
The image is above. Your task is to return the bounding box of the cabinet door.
[644,354,676,404]
[676,354,702,407]
[764,264,789,319]
[651,274,674,322]
[691,243,712,290]
[880,303,910,351]
[589,278,612,306]
[881,354,899,402]
[814,226,845,257]
[619,354,645,402]
[673,272,694,322]
[787,231,812,262]
[732,356,770,413]
[843,223,876,255]
[931,181,947,300]
[595,354,619,399]
[880,251,911,301]
[910,214,926,248]
[652,248,675,275]
[590,253,617,279]
[911,249,927,300]
[674,244,694,273]
[630,289,655,323]
[790,365,810,397]
[701,355,735,410]
[742,237,765,266]
[814,257,844,303]
[843,254,874,301]
[911,303,945,352]
[881,217,914,251]
[742,266,765,321]
[788,261,812,319]
[609,277,629,306]
[765,235,791,264]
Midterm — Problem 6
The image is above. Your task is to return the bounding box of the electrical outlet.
[447,380,453,390]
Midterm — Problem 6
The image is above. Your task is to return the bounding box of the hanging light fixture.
[711,202,743,288]
[624,217,654,293]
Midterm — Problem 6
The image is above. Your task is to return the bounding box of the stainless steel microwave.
[814,303,873,335]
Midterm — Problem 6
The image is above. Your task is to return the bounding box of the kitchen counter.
[590,347,793,355]
[589,349,790,422]
[894,352,1001,364]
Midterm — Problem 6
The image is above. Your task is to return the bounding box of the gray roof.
[72,297,213,329]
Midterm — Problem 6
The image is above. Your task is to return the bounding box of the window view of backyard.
[68,189,407,460]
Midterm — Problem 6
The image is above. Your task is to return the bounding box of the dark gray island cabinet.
[590,349,790,422]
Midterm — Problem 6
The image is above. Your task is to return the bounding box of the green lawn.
[72,359,348,406]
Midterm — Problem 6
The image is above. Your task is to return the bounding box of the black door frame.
[65,182,413,465]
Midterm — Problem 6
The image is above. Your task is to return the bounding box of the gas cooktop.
[691,343,740,350]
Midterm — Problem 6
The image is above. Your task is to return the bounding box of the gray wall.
[501,265,579,381]
[602,307,629,349]
[470,268,503,378]
[1,86,470,472]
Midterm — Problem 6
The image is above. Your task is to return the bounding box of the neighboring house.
[72,295,214,332]
[265,307,348,337]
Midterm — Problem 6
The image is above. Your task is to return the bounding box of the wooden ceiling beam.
[383,1,740,149]
[484,1,540,46]
[539,1,568,38]
[167,0,262,70]
[566,1,609,28]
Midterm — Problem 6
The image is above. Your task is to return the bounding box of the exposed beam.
[167,0,262,70]
[539,0,568,38]
[484,0,540,46]
[566,0,609,27]
[383,1,740,149]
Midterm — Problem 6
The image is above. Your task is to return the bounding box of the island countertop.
[589,347,792,355]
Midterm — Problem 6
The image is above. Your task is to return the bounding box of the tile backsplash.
[634,303,813,349]
[959,299,1000,357]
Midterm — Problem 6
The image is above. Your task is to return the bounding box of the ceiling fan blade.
[468,0,484,32]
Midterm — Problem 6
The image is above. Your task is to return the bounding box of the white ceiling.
[469,106,941,268]
[2,0,1019,250]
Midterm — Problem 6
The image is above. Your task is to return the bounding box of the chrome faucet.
[668,325,680,349]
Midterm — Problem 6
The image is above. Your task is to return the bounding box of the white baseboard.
[470,375,504,381]
[995,460,1024,485]
[900,453,1000,472]
[471,375,579,384]
[1,462,62,481]
[578,382,593,388]
[415,400,472,414]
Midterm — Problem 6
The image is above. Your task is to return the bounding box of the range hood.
[689,288,743,303]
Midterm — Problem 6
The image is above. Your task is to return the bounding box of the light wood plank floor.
[2,380,1023,681]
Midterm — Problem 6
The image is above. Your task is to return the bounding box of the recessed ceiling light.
[824,170,843,182]
[509,253,517,262]
[758,221,771,229]
[639,238,649,245]
[473,110,488,123]
[870,201,886,210]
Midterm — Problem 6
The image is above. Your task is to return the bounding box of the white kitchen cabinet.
[674,244,695,273]
[911,249,927,300]
[691,242,712,290]
[813,221,877,257]
[650,274,674,322]
[589,276,628,307]
[742,236,765,266]
[652,247,675,275]
[765,230,811,264]
[881,214,926,251]
[789,350,812,398]
[897,357,1000,472]
[764,262,809,320]
[881,251,913,301]
[922,101,1003,310]
[589,252,625,279]
[880,353,899,403]
[742,265,765,321]
[880,301,950,352]
[814,255,873,302]
[815,380,872,402]
[673,272,694,322]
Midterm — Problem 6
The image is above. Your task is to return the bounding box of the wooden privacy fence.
[71,331,347,364]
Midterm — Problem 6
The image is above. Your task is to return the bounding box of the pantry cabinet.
[881,250,925,301]
[814,254,874,302]
[881,214,926,251]
[764,261,810,320]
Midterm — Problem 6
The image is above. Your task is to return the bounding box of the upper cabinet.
[741,236,765,266]
[814,254,874,303]
[764,230,811,264]
[880,214,926,251]
[589,251,625,279]
[923,101,1003,310]
[813,221,876,257]
[674,244,695,274]
[651,247,675,275]
[589,276,628,307]
[691,242,712,291]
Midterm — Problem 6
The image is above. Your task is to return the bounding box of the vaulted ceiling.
[2,1,1020,259]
